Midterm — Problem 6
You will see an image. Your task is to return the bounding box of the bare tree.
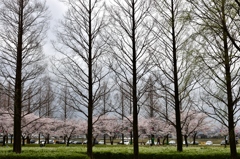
[52,0,108,158]
[188,1,240,158]
[105,0,154,158]
[142,76,159,118]
[97,81,113,144]
[35,76,55,118]
[150,0,196,152]
[0,0,49,153]
[43,79,55,118]
[112,82,133,144]
[57,84,75,121]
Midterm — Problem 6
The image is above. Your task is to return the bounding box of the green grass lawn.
[0,144,238,159]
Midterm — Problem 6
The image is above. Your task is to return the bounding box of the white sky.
[44,0,67,57]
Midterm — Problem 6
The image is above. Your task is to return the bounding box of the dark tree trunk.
[192,132,197,145]
[130,132,133,145]
[27,136,30,144]
[87,1,93,157]
[2,135,6,146]
[171,0,182,152]
[11,135,13,144]
[13,0,23,154]
[110,136,113,145]
[22,136,25,146]
[184,135,188,147]
[93,136,98,146]
[66,137,70,146]
[227,64,237,159]
[132,1,139,158]
[162,136,166,145]
[122,134,124,145]
[221,3,237,158]
[6,135,8,145]
[46,134,50,144]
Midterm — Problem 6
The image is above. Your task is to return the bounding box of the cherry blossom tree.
[95,115,121,145]
[0,109,13,146]
[54,119,82,146]
[91,117,102,145]
[52,118,88,145]
[21,112,40,145]
[181,110,208,147]
[138,117,148,137]
[35,117,56,145]
[76,119,88,144]
[122,116,134,144]
[140,117,174,145]
[161,124,175,145]
[218,124,229,148]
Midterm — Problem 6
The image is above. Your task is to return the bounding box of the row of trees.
[0,0,240,159]
[0,108,210,146]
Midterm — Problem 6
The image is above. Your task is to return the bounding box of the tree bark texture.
[13,0,23,153]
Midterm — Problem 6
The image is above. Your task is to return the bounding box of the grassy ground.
[0,144,238,159]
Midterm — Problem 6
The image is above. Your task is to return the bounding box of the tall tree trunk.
[171,0,182,152]
[222,2,237,158]
[132,1,139,157]
[87,1,93,158]
[13,0,23,153]
[87,49,93,158]
[226,47,237,159]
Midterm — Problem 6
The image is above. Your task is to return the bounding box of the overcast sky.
[44,0,67,57]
